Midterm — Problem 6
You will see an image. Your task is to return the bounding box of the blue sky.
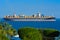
[0,0,60,18]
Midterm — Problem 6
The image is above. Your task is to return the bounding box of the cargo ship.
[4,12,55,21]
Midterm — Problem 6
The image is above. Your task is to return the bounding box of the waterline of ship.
[4,18,56,21]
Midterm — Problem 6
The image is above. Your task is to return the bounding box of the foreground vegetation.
[0,22,17,40]
[18,27,42,40]
[18,27,60,40]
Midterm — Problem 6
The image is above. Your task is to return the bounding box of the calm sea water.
[1,18,60,31]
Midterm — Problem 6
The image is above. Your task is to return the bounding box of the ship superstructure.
[4,12,55,21]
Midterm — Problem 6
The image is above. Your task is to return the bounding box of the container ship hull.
[4,18,56,21]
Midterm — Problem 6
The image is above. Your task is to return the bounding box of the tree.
[18,27,42,40]
[18,27,60,40]
[42,28,60,37]
[0,34,9,40]
[1,22,17,36]
[0,22,17,40]
[39,28,60,40]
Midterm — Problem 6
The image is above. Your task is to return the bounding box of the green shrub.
[18,27,42,40]
[0,22,17,40]
[0,34,10,40]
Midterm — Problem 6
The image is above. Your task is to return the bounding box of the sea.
[0,18,60,31]
[0,18,60,40]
